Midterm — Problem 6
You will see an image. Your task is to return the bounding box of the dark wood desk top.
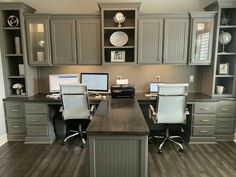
[86,98,149,135]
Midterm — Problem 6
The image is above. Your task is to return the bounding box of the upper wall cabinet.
[189,12,216,65]
[99,2,140,65]
[138,16,163,64]
[25,15,51,66]
[76,16,101,65]
[163,16,189,64]
[50,16,77,65]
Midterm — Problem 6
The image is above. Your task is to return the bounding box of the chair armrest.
[90,105,96,113]
[59,106,63,112]
[185,108,190,115]
[149,105,158,122]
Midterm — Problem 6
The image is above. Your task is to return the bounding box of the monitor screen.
[150,82,158,93]
[80,73,109,92]
[49,74,79,93]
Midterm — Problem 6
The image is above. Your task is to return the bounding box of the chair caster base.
[158,149,163,154]
[81,143,86,148]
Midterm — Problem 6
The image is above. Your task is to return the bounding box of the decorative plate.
[110,31,128,47]
[7,15,19,27]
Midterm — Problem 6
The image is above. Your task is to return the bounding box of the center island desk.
[87,98,149,177]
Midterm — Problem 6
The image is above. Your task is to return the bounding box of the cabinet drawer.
[7,119,25,134]
[216,102,235,117]
[192,126,215,136]
[5,102,24,118]
[215,118,235,134]
[27,126,48,136]
[194,103,216,114]
[26,114,47,125]
[193,115,215,125]
[25,103,47,114]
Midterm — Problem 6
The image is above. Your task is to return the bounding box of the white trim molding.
[0,134,7,147]
[234,133,236,143]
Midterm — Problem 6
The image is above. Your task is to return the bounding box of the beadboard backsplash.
[38,65,203,93]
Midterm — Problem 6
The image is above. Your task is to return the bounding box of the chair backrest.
[156,83,188,124]
[60,84,90,120]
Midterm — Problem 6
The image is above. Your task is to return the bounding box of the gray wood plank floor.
[0,139,236,177]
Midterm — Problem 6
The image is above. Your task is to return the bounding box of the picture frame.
[219,63,229,75]
[111,50,125,62]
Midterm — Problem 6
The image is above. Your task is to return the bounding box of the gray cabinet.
[163,17,189,64]
[215,101,235,141]
[190,102,216,143]
[76,17,101,65]
[189,12,216,65]
[51,17,77,65]
[25,103,55,144]
[138,17,163,64]
[25,15,51,66]
[4,101,25,141]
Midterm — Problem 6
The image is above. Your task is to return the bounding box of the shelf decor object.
[7,15,19,27]
[113,12,126,27]
[111,50,125,62]
[219,31,232,52]
[110,31,128,47]
[220,14,230,25]
[219,63,229,75]
[14,37,21,54]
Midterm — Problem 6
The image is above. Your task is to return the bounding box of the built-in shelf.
[2,27,21,30]
[5,54,23,57]
[217,52,236,56]
[215,75,234,78]
[8,76,25,79]
[213,93,234,97]
[104,27,135,30]
[104,46,134,49]
[219,25,236,29]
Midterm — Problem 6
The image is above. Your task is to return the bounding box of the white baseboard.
[0,134,7,147]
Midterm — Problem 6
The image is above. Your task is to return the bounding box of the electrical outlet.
[189,75,194,83]
[156,76,160,82]
[117,76,122,79]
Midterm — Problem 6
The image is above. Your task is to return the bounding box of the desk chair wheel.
[158,149,163,154]
[179,148,184,153]
[81,143,86,148]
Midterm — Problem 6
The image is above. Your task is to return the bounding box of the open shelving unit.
[205,1,236,98]
[0,2,38,97]
[99,3,140,65]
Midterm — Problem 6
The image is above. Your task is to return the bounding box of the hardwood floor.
[0,139,236,177]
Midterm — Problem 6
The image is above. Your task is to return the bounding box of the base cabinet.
[190,102,216,143]
[4,101,26,141]
[215,101,236,141]
[24,103,55,144]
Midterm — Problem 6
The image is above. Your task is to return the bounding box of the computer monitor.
[80,73,109,92]
[49,74,79,93]
[150,82,158,93]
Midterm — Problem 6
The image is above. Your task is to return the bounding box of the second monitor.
[80,73,109,93]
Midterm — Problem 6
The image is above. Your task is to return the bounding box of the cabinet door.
[190,18,214,65]
[138,19,163,64]
[25,15,51,65]
[76,18,101,65]
[51,17,77,65]
[163,18,189,64]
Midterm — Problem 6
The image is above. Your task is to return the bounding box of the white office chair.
[60,84,95,147]
[149,83,189,153]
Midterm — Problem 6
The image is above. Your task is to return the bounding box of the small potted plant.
[12,83,23,95]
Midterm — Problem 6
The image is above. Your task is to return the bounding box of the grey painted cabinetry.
[163,17,189,64]
[190,102,216,143]
[138,14,189,64]
[51,16,77,65]
[4,101,25,141]
[25,103,55,143]
[76,17,101,65]
[25,15,51,66]
[138,17,163,64]
[215,101,235,141]
[189,12,216,65]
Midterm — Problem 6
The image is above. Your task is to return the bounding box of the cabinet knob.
[200,107,210,110]
[200,130,208,133]
[200,119,209,122]
[221,108,229,111]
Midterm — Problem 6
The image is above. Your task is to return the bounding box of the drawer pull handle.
[220,125,227,128]
[200,130,208,133]
[200,120,209,122]
[12,126,21,128]
[221,108,229,111]
[29,108,36,111]
[11,109,20,112]
[200,108,210,110]
[31,120,38,122]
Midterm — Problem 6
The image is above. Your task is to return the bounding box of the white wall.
[0,0,215,140]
